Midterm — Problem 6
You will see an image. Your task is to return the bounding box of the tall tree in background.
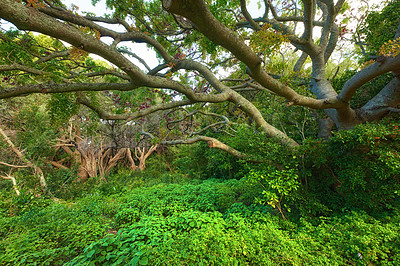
[0,0,399,153]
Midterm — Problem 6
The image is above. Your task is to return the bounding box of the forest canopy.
[0,0,398,147]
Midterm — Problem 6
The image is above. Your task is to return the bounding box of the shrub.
[299,119,400,214]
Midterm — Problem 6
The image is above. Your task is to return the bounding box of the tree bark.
[135,145,158,171]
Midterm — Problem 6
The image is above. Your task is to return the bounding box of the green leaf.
[87,249,96,258]
[115,256,126,264]
[139,257,149,265]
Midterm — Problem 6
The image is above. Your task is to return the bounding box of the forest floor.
[1,170,399,265]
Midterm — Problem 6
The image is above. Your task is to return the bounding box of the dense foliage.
[1,170,400,265]
[1,0,400,265]
[1,115,400,264]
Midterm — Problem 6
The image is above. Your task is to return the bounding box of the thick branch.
[162,0,342,110]
[162,135,248,159]
[302,0,315,41]
[0,83,134,99]
[359,77,400,121]
[339,55,400,103]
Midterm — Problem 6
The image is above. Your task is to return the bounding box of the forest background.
[0,0,400,265]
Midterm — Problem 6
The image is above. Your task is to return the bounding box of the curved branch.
[70,70,130,81]
[240,0,261,31]
[35,50,70,64]
[359,77,400,121]
[0,82,134,99]
[84,16,132,32]
[77,93,195,121]
[0,174,20,195]
[324,24,339,62]
[117,48,152,72]
[339,55,400,103]
[161,135,249,159]
[162,0,340,110]
[0,161,29,168]
[293,51,309,73]
[41,5,174,62]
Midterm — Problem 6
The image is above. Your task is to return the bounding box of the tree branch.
[302,0,316,42]
[240,0,261,31]
[339,55,400,103]
[0,174,20,195]
[162,135,249,159]
[0,124,47,189]
[0,82,134,99]
[0,161,29,168]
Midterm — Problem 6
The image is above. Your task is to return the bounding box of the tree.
[0,0,399,155]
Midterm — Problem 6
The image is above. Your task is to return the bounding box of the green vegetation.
[1,170,400,265]
[1,118,400,265]
[1,0,400,265]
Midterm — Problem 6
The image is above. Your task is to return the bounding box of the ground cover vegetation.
[1,0,400,265]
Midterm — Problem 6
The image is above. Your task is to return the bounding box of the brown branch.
[0,174,20,195]
[84,16,132,32]
[0,124,47,189]
[0,82,134,100]
[126,148,138,170]
[162,135,248,159]
[35,50,70,64]
[69,70,131,81]
[162,0,341,111]
[0,161,29,168]
[47,160,69,170]
[339,55,400,103]
[240,0,261,31]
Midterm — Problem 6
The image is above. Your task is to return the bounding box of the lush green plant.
[0,192,115,265]
[359,0,400,60]
[13,103,57,161]
[299,118,400,214]
[247,166,300,219]
[1,174,400,265]
[68,205,400,265]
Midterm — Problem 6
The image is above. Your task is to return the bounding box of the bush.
[299,119,400,214]
[68,208,400,265]
[0,193,115,265]
[1,176,400,265]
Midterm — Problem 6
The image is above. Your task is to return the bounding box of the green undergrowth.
[1,173,400,265]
